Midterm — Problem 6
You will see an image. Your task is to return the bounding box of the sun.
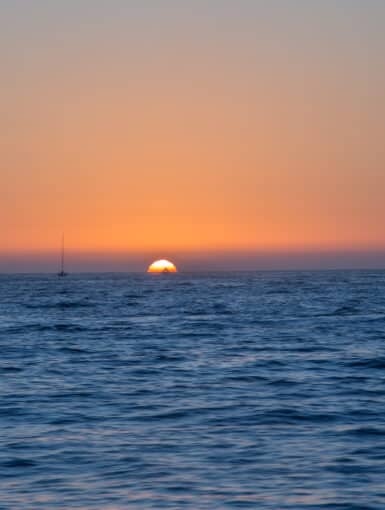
[147,259,177,273]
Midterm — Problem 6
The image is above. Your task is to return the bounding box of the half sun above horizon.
[147,259,178,273]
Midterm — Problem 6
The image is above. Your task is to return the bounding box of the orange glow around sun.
[147,259,177,273]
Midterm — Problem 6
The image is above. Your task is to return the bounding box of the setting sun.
[147,259,177,273]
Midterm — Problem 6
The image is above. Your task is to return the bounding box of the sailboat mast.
[61,234,64,274]
[58,234,67,276]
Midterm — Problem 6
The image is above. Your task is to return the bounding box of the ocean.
[1,271,385,509]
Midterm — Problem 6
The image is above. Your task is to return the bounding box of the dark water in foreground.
[1,271,385,509]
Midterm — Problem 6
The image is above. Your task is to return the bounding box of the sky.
[1,1,385,271]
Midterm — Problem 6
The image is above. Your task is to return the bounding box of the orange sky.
[1,2,385,265]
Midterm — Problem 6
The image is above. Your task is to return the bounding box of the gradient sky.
[1,1,385,271]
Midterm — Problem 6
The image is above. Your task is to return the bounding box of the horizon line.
[2,266,385,275]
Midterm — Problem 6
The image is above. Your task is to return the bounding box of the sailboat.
[58,234,67,277]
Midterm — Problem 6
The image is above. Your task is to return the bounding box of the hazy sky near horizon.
[1,1,385,269]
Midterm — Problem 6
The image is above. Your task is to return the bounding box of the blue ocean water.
[1,271,385,509]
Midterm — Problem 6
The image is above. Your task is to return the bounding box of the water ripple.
[1,271,385,509]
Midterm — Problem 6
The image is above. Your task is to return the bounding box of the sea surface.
[1,271,385,509]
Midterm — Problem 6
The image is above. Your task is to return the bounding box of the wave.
[348,358,385,369]
[25,300,94,309]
